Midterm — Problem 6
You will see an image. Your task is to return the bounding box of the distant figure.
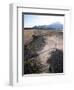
[32,35,38,40]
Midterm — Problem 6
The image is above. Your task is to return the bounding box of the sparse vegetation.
[24,30,63,74]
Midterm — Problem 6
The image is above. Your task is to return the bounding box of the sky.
[24,14,64,28]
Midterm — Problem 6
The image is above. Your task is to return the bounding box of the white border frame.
[9,3,71,86]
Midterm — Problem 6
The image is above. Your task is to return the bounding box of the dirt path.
[37,35,63,73]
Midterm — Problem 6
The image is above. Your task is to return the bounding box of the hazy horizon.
[24,14,64,28]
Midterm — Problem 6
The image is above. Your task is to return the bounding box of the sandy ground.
[38,34,63,64]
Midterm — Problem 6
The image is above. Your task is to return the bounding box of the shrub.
[24,45,43,74]
[24,57,43,74]
[47,49,63,73]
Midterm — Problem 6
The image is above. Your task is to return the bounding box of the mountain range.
[33,22,63,30]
